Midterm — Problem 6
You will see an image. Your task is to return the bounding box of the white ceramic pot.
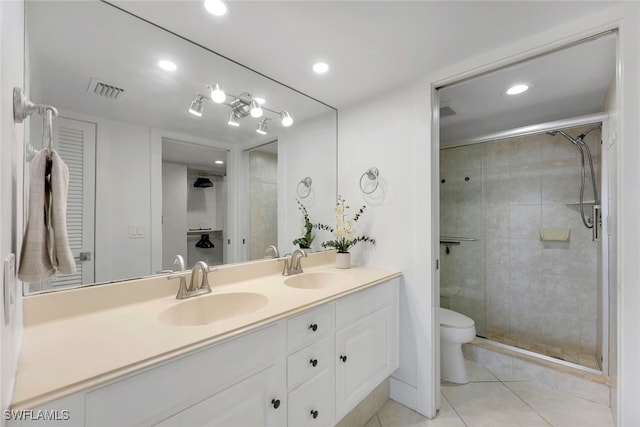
[336,252,351,269]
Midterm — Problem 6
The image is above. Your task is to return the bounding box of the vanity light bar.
[188,85,293,131]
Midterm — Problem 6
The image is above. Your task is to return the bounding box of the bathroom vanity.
[9,252,400,426]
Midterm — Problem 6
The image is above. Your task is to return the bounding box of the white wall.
[0,0,24,421]
[338,80,434,414]
[338,4,640,421]
[161,162,187,270]
[601,76,618,421]
[615,5,640,425]
[278,110,337,256]
[93,117,153,282]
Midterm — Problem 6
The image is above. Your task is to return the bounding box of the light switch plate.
[128,225,145,239]
[3,253,16,325]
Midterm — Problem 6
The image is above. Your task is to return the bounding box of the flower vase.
[336,252,351,269]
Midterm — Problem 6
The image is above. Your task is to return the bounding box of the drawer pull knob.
[340,354,348,363]
[308,323,318,332]
[309,358,318,367]
[310,409,319,419]
[271,399,281,409]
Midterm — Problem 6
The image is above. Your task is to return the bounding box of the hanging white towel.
[49,150,75,274]
[18,149,75,282]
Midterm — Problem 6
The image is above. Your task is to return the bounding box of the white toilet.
[439,307,476,384]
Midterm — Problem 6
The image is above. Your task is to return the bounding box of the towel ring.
[359,167,379,194]
[297,177,312,198]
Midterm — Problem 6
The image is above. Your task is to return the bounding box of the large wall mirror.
[23,1,337,294]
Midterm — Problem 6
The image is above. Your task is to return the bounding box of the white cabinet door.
[154,363,286,427]
[335,305,398,419]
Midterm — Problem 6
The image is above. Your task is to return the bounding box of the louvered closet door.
[46,117,96,290]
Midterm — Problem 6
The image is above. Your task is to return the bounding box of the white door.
[44,117,96,290]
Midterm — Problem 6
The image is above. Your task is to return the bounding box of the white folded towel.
[18,149,76,282]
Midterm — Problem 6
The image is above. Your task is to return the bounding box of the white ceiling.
[440,33,616,142]
[111,0,619,109]
[28,0,620,161]
[26,1,333,151]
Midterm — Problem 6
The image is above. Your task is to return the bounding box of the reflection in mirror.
[23,1,337,294]
[247,141,278,261]
[161,139,228,269]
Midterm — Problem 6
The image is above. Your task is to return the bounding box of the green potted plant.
[292,199,314,249]
[315,195,375,268]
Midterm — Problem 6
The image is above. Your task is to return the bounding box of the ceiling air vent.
[440,106,456,118]
[87,78,125,100]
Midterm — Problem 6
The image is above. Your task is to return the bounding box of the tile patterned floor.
[362,360,613,427]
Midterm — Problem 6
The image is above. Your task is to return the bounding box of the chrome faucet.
[265,245,279,259]
[167,260,215,300]
[281,249,308,276]
[155,254,186,275]
[173,254,185,272]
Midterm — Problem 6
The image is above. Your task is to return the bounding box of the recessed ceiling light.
[204,0,227,16]
[254,97,265,105]
[312,62,329,74]
[506,84,529,95]
[158,60,177,71]
[214,160,224,165]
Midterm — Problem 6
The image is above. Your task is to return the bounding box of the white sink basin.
[284,272,352,289]
[158,292,268,327]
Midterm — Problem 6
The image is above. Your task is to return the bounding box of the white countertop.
[12,253,401,410]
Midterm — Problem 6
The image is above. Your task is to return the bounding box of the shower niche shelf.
[439,236,477,254]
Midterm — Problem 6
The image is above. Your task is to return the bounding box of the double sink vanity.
[11,251,400,426]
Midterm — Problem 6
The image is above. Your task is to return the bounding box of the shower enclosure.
[439,122,604,370]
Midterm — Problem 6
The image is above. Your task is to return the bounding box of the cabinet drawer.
[288,368,335,427]
[287,303,334,352]
[287,335,334,390]
[336,279,397,330]
[86,322,284,427]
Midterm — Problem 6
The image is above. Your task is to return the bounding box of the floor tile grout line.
[501,380,555,426]
[440,391,470,427]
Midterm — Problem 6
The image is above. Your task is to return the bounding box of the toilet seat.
[439,307,474,329]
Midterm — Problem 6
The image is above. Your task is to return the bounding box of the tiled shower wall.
[440,125,601,367]
[249,150,278,261]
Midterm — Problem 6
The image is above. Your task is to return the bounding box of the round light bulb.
[158,60,177,71]
[250,99,263,118]
[280,111,293,127]
[204,0,227,16]
[506,84,529,95]
[210,84,226,104]
[312,62,329,74]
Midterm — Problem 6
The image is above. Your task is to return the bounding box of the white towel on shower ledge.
[18,149,76,282]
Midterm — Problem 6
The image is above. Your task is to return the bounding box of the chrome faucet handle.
[167,273,189,300]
